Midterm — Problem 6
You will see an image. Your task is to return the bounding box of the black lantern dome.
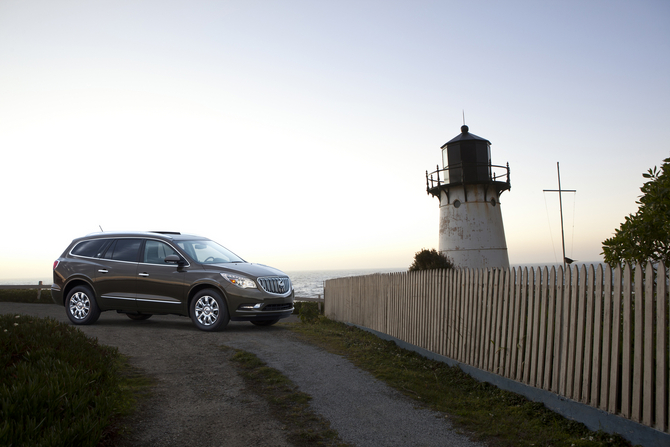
[441,125,492,184]
[426,125,510,200]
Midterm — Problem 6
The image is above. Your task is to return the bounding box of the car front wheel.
[65,285,101,325]
[190,289,229,332]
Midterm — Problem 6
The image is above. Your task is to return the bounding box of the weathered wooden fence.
[324,263,669,434]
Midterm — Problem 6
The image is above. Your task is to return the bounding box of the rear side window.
[71,239,110,258]
[103,239,141,262]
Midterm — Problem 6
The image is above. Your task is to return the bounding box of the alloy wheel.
[69,291,91,320]
[194,295,219,326]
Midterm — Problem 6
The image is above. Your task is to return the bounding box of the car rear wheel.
[126,313,152,321]
[250,319,279,326]
[190,289,229,332]
[65,285,101,325]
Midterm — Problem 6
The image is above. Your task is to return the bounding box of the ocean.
[286,268,407,299]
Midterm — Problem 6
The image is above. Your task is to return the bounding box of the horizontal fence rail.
[324,263,669,437]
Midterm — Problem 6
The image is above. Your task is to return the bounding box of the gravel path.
[2,302,485,447]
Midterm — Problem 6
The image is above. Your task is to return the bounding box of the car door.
[135,239,188,314]
[94,238,141,312]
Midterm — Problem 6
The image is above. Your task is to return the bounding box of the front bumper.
[231,309,294,322]
[228,290,294,321]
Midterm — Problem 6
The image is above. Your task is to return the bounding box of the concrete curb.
[348,322,669,447]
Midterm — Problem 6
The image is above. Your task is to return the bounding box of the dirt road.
[2,303,484,447]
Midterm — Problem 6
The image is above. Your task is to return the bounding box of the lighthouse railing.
[426,162,510,190]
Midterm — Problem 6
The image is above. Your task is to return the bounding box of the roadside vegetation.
[0,313,149,447]
[225,347,350,446]
[289,303,634,447]
[409,248,454,271]
[0,288,53,304]
[602,156,670,265]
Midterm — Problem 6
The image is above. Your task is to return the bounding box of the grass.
[0,288,53,304]
[225,347,350,446]
[0,313,151,447]
[287,312,636,447]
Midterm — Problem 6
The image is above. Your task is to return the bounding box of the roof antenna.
[462,110,465,126]
[99,225,104,232]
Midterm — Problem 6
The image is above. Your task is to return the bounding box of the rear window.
[71,239,110,258]
[102,239,142,262]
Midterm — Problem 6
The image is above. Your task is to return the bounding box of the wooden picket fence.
[324,262,669,434]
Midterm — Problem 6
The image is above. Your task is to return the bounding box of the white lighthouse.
[426,125,511,269]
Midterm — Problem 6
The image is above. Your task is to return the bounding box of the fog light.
[240,303,263,310]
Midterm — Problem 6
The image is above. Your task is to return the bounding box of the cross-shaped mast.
[543,162,576,270]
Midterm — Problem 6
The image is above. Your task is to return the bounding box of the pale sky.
[1,0,669,281]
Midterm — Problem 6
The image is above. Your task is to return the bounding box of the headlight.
[220,273,257,289]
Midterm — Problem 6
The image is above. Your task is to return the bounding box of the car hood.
[204,262,288,278]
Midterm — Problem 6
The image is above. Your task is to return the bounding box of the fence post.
[656,261,668,431]
[37,281,42,300]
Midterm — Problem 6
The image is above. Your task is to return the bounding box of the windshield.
[176,239,245,264]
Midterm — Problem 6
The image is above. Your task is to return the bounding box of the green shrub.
[0,314,129,446]
[292,301,304,315]
[0,289,53,304]
[408,248,454,271]
[298,302,322,324]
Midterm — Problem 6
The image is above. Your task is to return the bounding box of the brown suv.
[52,231,294,331]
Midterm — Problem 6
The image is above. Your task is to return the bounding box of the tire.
[65,285,101,325]
[190,289,229,332]
[126,313,152,321]
[250,319,279,327]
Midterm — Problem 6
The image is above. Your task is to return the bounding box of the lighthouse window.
[453,200,461,208]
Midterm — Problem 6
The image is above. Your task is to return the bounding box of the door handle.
[138,273,149,277]
[98,269,108,273]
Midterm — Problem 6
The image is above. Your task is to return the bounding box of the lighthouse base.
[439,248,510,270]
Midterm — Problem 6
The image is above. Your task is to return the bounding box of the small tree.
[602,157,670,265]
[409,248,454,271]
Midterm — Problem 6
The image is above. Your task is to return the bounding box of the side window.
[71,239,110,258]
[142,240,180,264]
[101,240,116,259]
[104,239,141,262]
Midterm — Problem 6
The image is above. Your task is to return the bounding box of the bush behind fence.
[324,262,669,434]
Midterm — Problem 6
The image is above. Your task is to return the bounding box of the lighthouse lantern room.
[426,125,511,269]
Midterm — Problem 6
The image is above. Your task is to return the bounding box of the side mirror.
[165,255,185,265]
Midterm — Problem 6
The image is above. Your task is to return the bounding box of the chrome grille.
[257,276,291,295]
